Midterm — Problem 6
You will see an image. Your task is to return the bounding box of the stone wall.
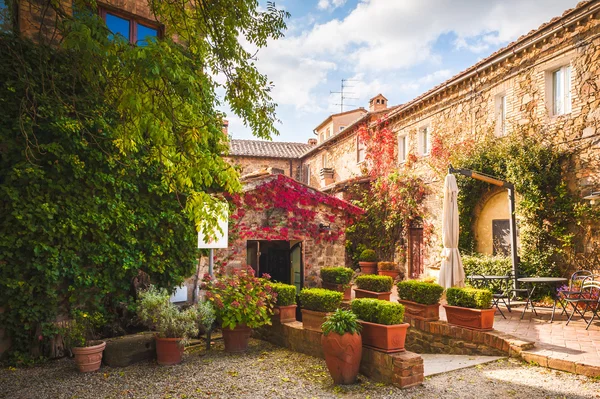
[387,9,600,273]
[226,156,301,179]
[256,321,424,388]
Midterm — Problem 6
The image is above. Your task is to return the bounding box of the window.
[101,8,160,45]
[492,219,511,256]
[339,126,345,132]
[303,164,311,185]
[418,126,430,156]
[322,153,328,169]
[357,136,366,163]
[398,135,407,163]
[552,65,572,116]
[496,94,507,136]
[0,0,11,32]
[320,132,325,143]
[326,128,331,139]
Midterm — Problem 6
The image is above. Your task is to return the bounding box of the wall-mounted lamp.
[319,223,332,232]
[583,191,600,205]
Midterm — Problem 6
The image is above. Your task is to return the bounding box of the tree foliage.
[0,0,288,361]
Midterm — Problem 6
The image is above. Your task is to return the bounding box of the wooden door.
[409,227,424,279]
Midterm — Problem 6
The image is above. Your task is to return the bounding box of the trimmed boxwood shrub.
[270,283,297,306]
[351,298,405,325]
[320,267,354,285]
[377,262,397,271]
[355,275,393,293]
[397,280,444,305]
[299,288,343,312]
[358,249,377,262]
[446,287,492,309]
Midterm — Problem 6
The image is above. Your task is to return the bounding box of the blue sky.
[225,0,580,144]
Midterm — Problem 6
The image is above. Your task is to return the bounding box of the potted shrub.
[397,280,444,321]
[137,286,200,365]
[358,249,378,274]
[377,262,400,280]
[299,288,343,332]
[354,275,393,301]
[351,298,409,353]
[444,287,495,331]
[62,310,107,372]
[269,282,297,323]
[321,266,354,300]
[203,266,275,352]
[321,309,362,385]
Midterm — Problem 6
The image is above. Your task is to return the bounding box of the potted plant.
[444,287,495,331]
[358,249,378,274]
[377,262,400,280]
[397,280,444,321]
[269,282,298,323]
[203,267,275,352]
[354,275,393,301]
[62,310,107,372]
[137,286,200,365]
[321,309,362,385]
[321,267,354,300]
[351,298,409,353]
[299,288,343,332]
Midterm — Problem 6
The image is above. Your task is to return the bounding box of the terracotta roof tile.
[229,139,311,159]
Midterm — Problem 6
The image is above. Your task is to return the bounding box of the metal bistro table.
[517,277,568,322]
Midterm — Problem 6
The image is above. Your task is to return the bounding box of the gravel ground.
[1,339,599,399]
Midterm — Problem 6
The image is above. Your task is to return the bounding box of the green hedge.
[269,283,297,306]
[358,249,377,262]
[299,288,343,312]
[351,298,405,325]
[446,287,492,309]
[462,254,511,278]
[355,275,393,292]
[396,280,444,305]
[320,267,354,285]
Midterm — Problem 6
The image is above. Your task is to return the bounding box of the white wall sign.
[197,202,229,249]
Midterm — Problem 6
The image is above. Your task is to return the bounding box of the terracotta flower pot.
[353,288,391,301]
[72,341,106,372]
[398,299,440,321]
[377,270,400,280]
[273,304,298,323]
[358,262,377,275]
[321,332,362,385]
[222,324,252,353]
[358,321,409,353]
[322,281,352,301]
[301,309,331,332]
[443,305,495,331]
[155,337,184,365]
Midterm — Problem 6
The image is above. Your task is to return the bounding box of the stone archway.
[474,189,511,255]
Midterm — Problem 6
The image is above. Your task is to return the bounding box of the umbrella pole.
[508,187,518,292]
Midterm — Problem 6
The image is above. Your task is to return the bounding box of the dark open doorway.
[246,240,304,294]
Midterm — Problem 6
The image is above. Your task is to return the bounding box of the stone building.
[227,139,312,178]
[215,172,363,289]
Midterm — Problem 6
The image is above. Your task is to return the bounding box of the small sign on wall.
[198,202,229,249]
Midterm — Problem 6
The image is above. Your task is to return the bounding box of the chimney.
[308,138,317,146]
[222,119,229,135]
[369,94,388,112]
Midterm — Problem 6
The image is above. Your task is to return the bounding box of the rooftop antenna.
[330,79,359,113]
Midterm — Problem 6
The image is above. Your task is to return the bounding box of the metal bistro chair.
[471,274,509,319]
[559,270,594,318]
[506,270,531,313]
[565,277,600,330]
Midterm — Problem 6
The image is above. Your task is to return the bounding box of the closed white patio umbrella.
[438,174,465,288]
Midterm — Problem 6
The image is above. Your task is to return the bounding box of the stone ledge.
[255,320,423,388]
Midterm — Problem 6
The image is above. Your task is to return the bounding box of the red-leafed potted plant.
[269,282,297,323]
[354,275,393,301]
[62,310,107,372]
[321,309,363,385]
[444,287,495,331]
[358,249,378,274]
[377,262,401,280]
[321,267,354,301]
[137,286,201,365]
[204,267,275,353]
[299,288,343,332]
[397,280,444,321]
[351,298,409,353]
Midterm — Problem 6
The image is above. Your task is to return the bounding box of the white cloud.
[318,0,347,11]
